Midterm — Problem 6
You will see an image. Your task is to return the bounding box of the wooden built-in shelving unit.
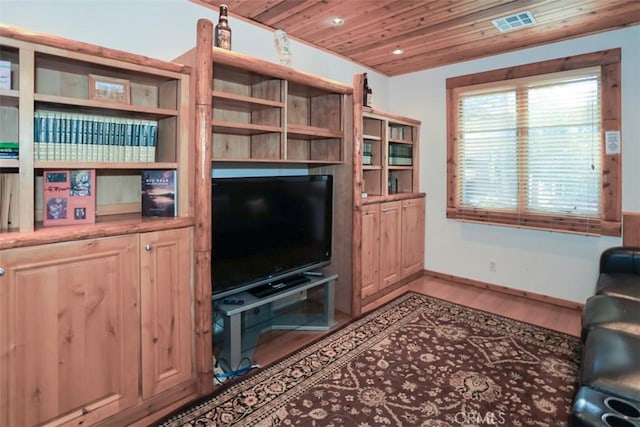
[0,24,193,242]
[172,18,355,420]
[0,25,196,427]
[352,73,425,316]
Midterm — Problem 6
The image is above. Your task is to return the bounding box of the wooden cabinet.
[0,26,196,426]
[0,228,194,426]
[0,236,140,426]
[360,204,380,299]
[140,227,193,400]
[379,201,403,287]
[352,73,424,315]
[401,197,425,277]
[359,197,425,304]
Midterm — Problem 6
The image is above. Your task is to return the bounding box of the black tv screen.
[211,175,333,298]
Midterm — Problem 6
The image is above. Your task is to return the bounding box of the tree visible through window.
[446,50,621,236]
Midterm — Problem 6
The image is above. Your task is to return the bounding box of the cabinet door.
[0,236,139,427]
[379,201,402,288]
[360,204,380,299]
[402,198,425,277]
[140,227,193,399]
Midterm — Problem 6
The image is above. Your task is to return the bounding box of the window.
[446,50,622,236]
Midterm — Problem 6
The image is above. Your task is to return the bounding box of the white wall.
[389,26,640,303]
[0,0,389,104]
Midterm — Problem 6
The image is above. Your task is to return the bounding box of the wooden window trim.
[446,49,622,236]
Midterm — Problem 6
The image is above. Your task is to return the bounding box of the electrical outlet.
[489,260,497,272]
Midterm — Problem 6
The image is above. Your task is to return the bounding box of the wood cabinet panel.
[0,235,139,426]
[360,204,380,299]
[140,227,194,399]
[401,198,425,276]
[379,201,402,288]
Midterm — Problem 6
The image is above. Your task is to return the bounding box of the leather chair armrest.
[599,246,640,275]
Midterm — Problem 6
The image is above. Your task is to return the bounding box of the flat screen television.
[211,175,333,299]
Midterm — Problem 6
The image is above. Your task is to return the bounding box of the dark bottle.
[215,4,232,50]
[362,73,369,107]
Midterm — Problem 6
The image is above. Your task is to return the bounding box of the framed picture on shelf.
[88,74,130,104]
[42,169,96,226]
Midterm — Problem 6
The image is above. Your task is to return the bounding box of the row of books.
[363,141,372,165]
[0,173,18,231]
[0,142,18,160]
[389,143,413,166]
[33,111,158,162]
[389,126,410,141]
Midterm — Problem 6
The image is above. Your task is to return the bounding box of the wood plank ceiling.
[192,0,640,76]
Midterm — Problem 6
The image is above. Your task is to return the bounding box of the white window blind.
[454,69,602,234]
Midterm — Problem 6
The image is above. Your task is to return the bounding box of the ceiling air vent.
[492,11,536,32]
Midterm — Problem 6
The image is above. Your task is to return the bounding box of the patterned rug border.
[156,291,580,426]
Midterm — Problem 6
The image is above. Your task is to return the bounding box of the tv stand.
[215,269,337,371]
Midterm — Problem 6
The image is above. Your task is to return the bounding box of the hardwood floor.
[245,274,582,370]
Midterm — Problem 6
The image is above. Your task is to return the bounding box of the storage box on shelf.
[0,25,196,427]
[352,73,425,315]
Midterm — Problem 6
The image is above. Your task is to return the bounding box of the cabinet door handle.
[145,244,152,251]
[0,268,4,276]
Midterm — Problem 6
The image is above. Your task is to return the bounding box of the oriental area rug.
[157,292,581,426]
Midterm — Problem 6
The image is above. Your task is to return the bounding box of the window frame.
[446,49,622,236]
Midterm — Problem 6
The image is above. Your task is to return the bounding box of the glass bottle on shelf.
[215,4,232,50]
[363,73,371,107]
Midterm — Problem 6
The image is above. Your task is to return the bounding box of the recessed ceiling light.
[391,48,404,55]
[330,17,344,25]
[492,11,536,32]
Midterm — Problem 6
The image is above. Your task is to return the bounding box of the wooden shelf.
[34,94,179,118]
[212,120,283,135]
[34,161,178,169]
[193,33,350,164]
[0,88,19,104]
[0,159,18,168]
[363,165,382,170]
[212,91,285,108]
[287,124,343,139]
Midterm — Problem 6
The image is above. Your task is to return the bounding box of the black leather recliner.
[571,247,640,427]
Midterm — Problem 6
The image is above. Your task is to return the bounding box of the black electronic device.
[212,175,333,299]
[302,271,324,277]
[222,299,244,305]
[248,275,311,298]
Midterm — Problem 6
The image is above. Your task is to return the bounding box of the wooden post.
[193,18,214,395]
[352,73,364,316]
